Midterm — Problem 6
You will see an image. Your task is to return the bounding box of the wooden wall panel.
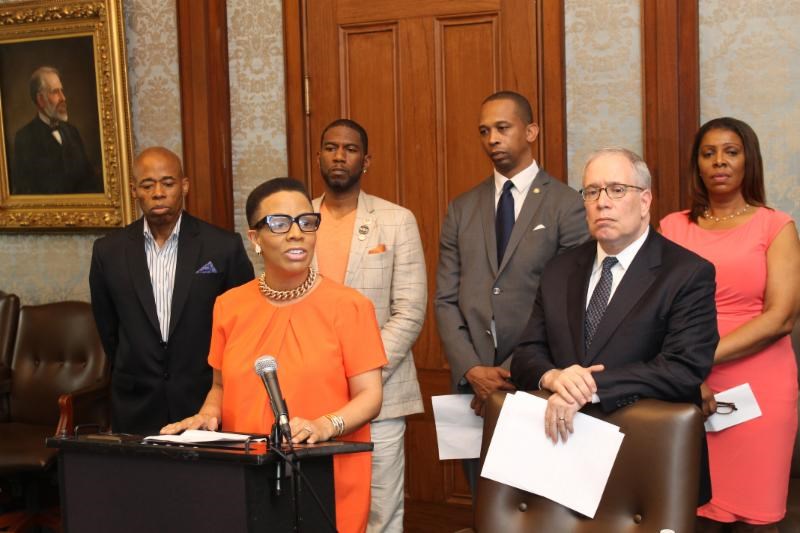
[342,26,400,204]
[175,0,234,230]
[437,16,498,204]
[642,0,699,223]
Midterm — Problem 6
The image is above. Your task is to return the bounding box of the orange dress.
[661,207,798,524]
[207,277,387,533]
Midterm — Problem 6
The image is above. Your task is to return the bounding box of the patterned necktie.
[584,256,618,350]
[495,180,515,264]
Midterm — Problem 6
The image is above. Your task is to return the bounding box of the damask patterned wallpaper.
[227,0,287,268]
[564,0,642,190]
[699,0,799,224]
[0,0,183,304]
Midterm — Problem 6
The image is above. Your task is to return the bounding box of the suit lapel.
[126,218,161,336]
[345,191,373,285]
[169,213,201,339]
[498,170,548,273]
[567,243,595,364]
[586,230,661,363]
[479,178,499,277]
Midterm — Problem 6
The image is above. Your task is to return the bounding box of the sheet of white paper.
[481,392,624,518]
[143,429,266,444]
[432,394,484,460]
[704,383,762,432]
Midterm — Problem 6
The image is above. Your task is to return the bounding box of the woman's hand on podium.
[159,413,220,434]
[289,416,335,444]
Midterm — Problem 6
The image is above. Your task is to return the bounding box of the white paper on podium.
[704,383,762,433]
[480,392,624,518]
[431,395,483,460]
[143,429,266,444]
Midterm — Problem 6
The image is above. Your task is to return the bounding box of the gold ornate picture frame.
[0,0,134,229]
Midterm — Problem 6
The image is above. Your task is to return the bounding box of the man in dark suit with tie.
[435,90,589,492]
[511,147,717,501]
[11,66,101,195]
[89,147,254,434]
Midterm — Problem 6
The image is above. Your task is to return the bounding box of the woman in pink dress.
[660,117,799,532]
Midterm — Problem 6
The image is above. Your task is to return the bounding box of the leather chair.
[0,301,109,532]
[0,291,21,421]
[462,391,704,533]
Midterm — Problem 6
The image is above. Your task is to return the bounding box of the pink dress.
[660,207,798,524]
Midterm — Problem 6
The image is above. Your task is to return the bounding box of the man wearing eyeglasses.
[89,147,254,434]
[312,119,426,533]
[511,147,718,503]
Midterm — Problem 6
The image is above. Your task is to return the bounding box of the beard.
[322,168,362,193]
[43,101,68,122]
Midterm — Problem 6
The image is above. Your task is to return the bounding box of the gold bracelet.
[324,414,345,437]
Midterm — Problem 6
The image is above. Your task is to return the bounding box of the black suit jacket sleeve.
[509,284,554,390]
[592,259,717,411]
[89,238,119,366]
[225,236,256,290]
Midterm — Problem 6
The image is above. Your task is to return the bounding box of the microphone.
[253,355,292,444]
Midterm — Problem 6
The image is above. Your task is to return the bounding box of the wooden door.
[285,1,565,529]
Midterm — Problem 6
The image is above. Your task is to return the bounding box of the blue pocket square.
[195,261,218,274]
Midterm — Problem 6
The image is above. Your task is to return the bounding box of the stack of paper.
[431,395,483,460]
[480,392,624,518]
[704,383,762,433]
[144,429,266,445]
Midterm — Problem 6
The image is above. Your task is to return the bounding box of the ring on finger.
[558,417,566,421]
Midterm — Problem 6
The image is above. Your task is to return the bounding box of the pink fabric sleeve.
[764,208,794,244]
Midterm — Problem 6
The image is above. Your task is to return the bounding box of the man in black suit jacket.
[89,147,254,434]
[511,147,717,501]
[11,66,100,195]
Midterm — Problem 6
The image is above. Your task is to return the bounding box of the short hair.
[320,118,369,154]
[246,178,311,228]
[688,117,766,222]
[482,91,534,124]
[29,66,60,104]
[582,147,652,189]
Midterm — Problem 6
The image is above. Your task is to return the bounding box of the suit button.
[518,502,528,512]
[163,372,170,380]
[492,287,502,295]
[485,330,492,336]
[633,513,642,523]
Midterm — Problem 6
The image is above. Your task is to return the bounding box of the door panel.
[296,0,561,528]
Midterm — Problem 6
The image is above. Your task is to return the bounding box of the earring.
[362,168,367,174]
[255,244,262,255]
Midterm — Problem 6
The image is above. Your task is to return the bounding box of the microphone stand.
[270,422,304,532]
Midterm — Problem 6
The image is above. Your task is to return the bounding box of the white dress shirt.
[493,160,540,219]
[585,227,650,308]
[143,214,182,341]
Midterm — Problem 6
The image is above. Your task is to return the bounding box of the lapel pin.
[358,224,369,241]
[533,187,540,194]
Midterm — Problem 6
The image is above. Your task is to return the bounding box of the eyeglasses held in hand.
[714,401,737,415]
[253,213,322,234]
[580,183,646,202]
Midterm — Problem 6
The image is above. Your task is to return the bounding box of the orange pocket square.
[368,244,387,254]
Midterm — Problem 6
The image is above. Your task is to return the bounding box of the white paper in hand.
[704,383,762,432]
[481,392,624,518]
[431,395,483,460]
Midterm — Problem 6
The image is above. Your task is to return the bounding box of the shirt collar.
[594,226,650,272]
[493,160,540,195]
[38,112,58,128]
[143,212,183,243]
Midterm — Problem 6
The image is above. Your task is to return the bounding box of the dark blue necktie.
[496,180,515,264]
[584,256,618,350]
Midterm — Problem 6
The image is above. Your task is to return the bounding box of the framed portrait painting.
[0,0,134,229]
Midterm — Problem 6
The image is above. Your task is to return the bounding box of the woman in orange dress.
[162,178,386,533]
[660,117,799,532]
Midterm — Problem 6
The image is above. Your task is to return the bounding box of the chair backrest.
[9,301,107,425]
[0,291,20,371]
[475,391,704,533]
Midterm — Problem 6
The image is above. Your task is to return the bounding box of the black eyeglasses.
[714,401,737,415]
[580,183,646,202]
[253,213,321,234]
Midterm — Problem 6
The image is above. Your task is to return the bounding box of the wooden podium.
[47,435,371,533]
